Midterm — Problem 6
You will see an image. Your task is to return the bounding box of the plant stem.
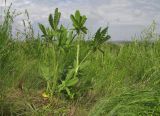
[74,41,80,78]
[79,50,92,66]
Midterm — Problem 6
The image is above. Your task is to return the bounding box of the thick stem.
[74,42,80,78]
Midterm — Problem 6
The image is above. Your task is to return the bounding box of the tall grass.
[0,8,160,115]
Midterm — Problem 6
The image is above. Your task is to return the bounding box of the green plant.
[92,27,111,54]
[89,90,160,116]
[57,10,88,99]
[38,8,110,99]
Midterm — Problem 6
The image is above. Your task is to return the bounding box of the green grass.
[0,8,160,116]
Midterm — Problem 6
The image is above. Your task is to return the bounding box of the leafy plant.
[38,8,110,99]
[92,27,111,54]
[70,10,88,34]
[39,8,61,43]
[57,10,88,99]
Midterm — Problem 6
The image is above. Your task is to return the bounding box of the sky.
[0,0,160,40]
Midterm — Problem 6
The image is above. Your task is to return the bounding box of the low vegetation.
[0,8,160,116]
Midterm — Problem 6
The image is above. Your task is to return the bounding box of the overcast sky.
[0,0,160,40]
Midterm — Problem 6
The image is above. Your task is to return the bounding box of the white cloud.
[0,0,13,6]
[8,0,160,25]
[2,0,160,40]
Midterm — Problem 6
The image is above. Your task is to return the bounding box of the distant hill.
[108,40,132,44]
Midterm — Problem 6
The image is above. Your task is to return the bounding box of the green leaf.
[81,27,88,34]
[66,78,79,87]
[101,27,108,35]
[53,8,61,30]
[81,16,87,26]
[39,23,47,35]
[49,14,54,30]
[70,15,79,27]
[75,10,81,22]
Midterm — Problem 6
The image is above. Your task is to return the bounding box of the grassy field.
[0,8,160,116]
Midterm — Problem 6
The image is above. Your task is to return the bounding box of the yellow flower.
[42,92,49,98]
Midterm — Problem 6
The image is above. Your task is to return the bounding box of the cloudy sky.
[0,0,160,40]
